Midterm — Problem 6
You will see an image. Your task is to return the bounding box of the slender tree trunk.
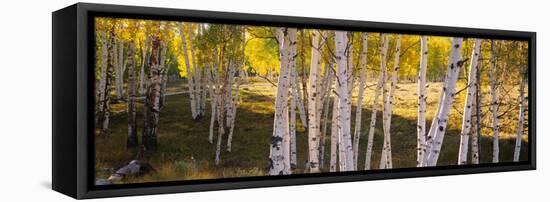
[139,34,150,95]
[215,33,228,165]
[300,30,309,118]
[490,40,500,163]
[458,39,481,165]
[126,42,138,148]
[208,63,217,144]
[293,67,308,127]
[226,29,247,152]
[188,24,202,117]
[335,31,354,171]
[214,57,226,165]
[380,34,401,169]
[116,40,125,100]
[142,38,163,151]
[269,28,293,175]
[319,67,333,169]
[352,33,368,169]
[470,75,480,164]
[307,30,324,173]
[423,37,464,167]
[225,60,236,127]
[158,41,168,109]
[513,66,526,162]
[330,95,339,172]
[96,18,108,125]
[364,34,389,170]
[417,36,428,167]
[179,23,198,119]
[472,50,483,164]
[100,25,116,137]
[227,70,243,152]
[112,38,119,100]
[290,71,298,168]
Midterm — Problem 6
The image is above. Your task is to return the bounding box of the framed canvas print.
[52,3,536,199]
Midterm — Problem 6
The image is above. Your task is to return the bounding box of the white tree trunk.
[458,39,481,165]
[423,37,464,167]
[208,64,218,144]
[380,34,401,169]
[335,31,354,171]
[290,71,298,168]
[226,71,243,152]
[116,40,125,100]
[307,30,324,173]
[417,36,428,167]
[99,25,116,137]
[179,23,198,119]
[293,67,308,127]
[126,42,138,148]
[226,29,247,152]
[188,24,202,117]
[364,34,389,170]
[352,33,368,169]
[269,28,293,175]
[330,95,339,172]
[214,39,226,165]
[97,18,108,124]
[225,60,236,127]
[320,67,333,169]
[513,66,526,162]
[139,34,150,95]
[490,40,500,163]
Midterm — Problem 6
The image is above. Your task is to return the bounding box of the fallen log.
[95,160,155,185]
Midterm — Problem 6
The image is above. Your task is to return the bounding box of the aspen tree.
[458,39,481,165]
[513,66,526,162]
[490,40,500,163]
[179,23,198,119]
[380,34,401,169]
[352,33,368,169]
[364,34,389,170]
[417,36,428,167]
[269,28,293,175]
[126,41,138,148]
[335,31,354,171]
[423,38,464,167]
[142,38,164,151]
[308,30,324,173]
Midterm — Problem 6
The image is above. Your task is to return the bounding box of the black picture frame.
[52,3,536,199]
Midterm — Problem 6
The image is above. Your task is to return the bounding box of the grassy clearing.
[95,78,528,184]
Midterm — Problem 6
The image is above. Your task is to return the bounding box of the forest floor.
[95,78,529,184]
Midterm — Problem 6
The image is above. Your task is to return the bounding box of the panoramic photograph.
[93,17,529,185]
